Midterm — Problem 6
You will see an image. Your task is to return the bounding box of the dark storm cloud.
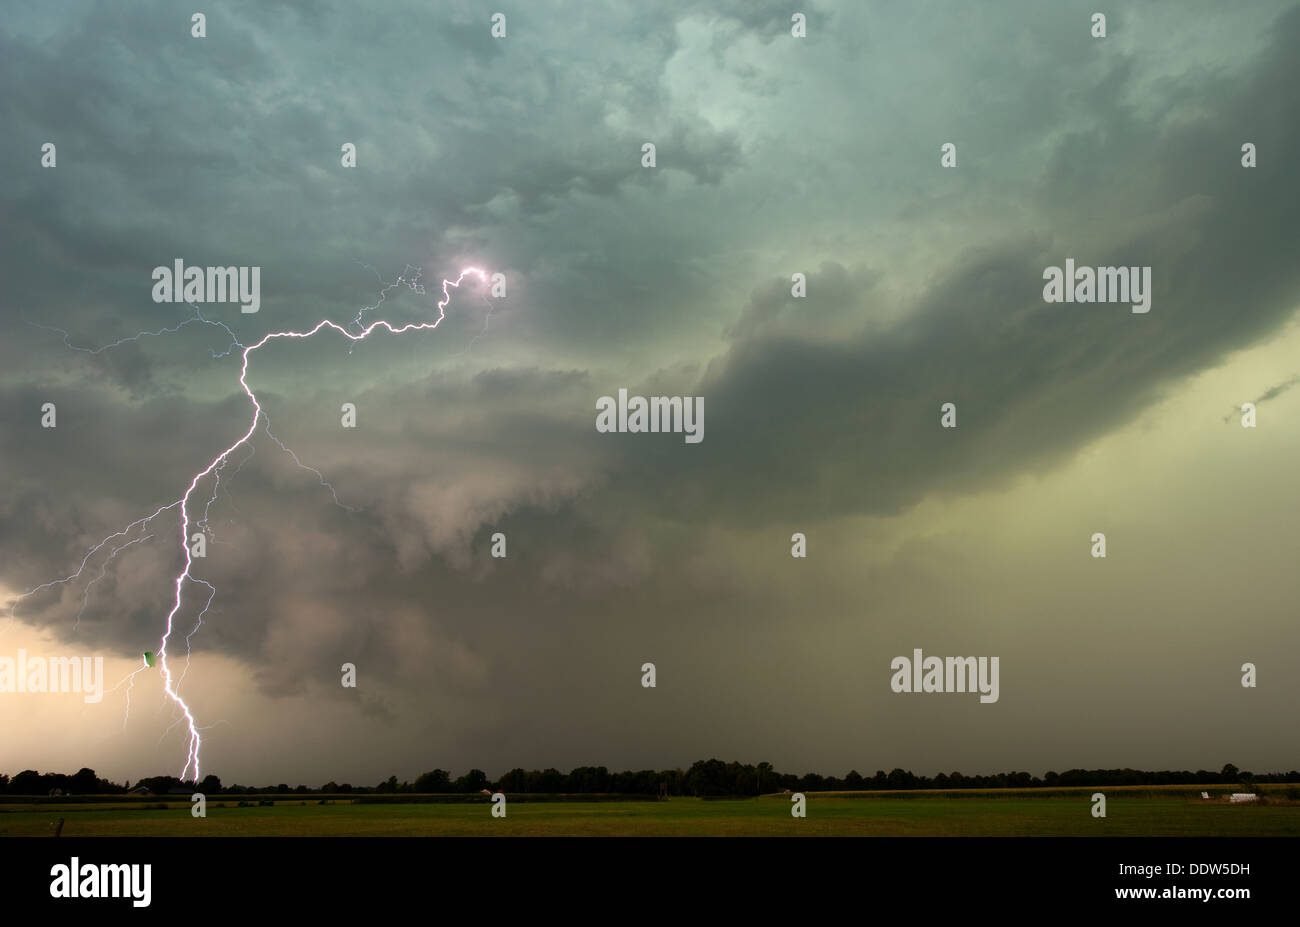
[0,0,752,391]
[2,0,1297,783]
[621,4,1300,524]
[6,0,1298,635]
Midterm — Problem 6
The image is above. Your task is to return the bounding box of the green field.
[2,786,1297,837]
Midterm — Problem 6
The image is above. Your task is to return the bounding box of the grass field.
[2,786,1297,837]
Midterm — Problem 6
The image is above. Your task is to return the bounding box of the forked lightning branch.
[10,266,489,782]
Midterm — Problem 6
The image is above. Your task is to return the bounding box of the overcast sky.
[2,0,1298,786]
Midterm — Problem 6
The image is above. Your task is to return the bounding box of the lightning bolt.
[11,266,488,782]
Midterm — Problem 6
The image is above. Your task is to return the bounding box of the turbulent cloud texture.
[2,0,1297,784]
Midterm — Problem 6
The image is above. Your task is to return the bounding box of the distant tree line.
[2,761,1294,797]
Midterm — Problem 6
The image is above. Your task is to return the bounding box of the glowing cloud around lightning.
[15,266,487,782]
